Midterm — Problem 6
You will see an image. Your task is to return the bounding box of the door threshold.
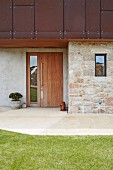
[30,104,39,107]
[29,104,59,108]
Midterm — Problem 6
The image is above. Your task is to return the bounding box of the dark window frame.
[95,54,107,77]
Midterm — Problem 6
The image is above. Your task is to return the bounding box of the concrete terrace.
[0,107,113,135]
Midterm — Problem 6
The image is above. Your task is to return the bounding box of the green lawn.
[0,130,113,170]
[30,87,37,103]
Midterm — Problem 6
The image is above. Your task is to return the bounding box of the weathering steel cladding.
[0,0,113,39]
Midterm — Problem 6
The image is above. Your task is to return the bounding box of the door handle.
[41,62,43,87]
[41,62,44,99]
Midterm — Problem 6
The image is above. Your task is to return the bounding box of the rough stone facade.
[68,42,113,114]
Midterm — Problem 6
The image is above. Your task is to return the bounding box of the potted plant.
[9,92,23,109]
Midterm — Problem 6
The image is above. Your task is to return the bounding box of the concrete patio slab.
[0,107,113,135]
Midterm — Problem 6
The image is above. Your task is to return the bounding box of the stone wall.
[68,42,113,114]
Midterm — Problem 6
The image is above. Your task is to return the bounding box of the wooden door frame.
[26,52,63,107]
[26,52,38,107]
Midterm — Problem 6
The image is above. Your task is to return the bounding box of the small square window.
[95,54,106,76]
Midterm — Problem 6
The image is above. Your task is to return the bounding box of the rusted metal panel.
[0,32,12,39]
[86,32,100,39]
[0,0,12,38]
[101,0,113,10]
[64,32,86,39]
[13,32,34,39]
[86,0,100,39]
[64,0,85,39]
[101,32,113,39]
[35,0,63,39]
[13,0,34,6]
[101,11,113,39]
[13,6,34,38]
[35,32,63,39]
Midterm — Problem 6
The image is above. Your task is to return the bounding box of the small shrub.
[9,92,23,101]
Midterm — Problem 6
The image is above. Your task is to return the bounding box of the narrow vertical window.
[95,54,106,76]
[30,56,37,103]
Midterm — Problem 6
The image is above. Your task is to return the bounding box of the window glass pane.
[95,55,106,76]
[96,56,104,64]
[30,56,37,103]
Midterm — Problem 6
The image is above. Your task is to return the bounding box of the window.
[95,54,106,76]
[30,56,37,103]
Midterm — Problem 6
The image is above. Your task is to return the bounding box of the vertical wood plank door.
[38,52,63,107]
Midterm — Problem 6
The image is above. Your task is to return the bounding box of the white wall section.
[0,48,68,106]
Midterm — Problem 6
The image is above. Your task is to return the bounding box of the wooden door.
[38,52,63,107]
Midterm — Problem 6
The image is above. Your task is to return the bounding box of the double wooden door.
[27,52,63,107]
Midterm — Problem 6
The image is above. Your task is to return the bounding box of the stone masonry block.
[83,55,95,61]
[105,98,113,106]
[68,42,113,114]
[83,69,94,76]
